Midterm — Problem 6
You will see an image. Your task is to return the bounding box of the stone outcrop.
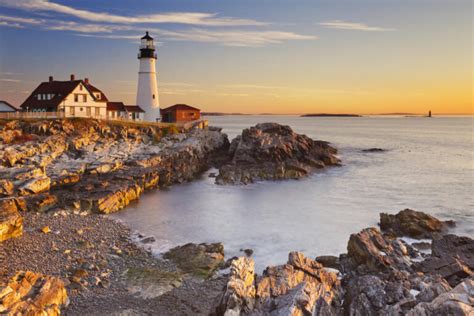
[380,209,455,239]
[213,211,473,315]
[0,119,229,214]
[213,252,341,315]
[163,243,225,278]
[414,234,474,287]
[407,278,474,316]
[0,198,22,242]
[0,271,69,315]
[346,227,417,273]
[216,123,339,184]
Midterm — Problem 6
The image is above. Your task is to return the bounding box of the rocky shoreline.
[1,119,473,315]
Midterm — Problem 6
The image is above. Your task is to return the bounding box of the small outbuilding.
[106,102,145,121]
[0,100,18,112]
[160,104,200,123]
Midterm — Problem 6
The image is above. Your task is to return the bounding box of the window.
[37,95,41,100]
[95,107,100,117]
[79,85,83,91]
[86,107,91,116]
[70,107,75,115]
[80,107,83,111]
[96,93,101,99]
[152,94,155,99]
[82,95,87,102]
[74,94,79,102]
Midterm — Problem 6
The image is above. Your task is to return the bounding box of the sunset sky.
[0,0,472,114]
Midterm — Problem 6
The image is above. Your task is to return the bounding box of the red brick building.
[160,104,200,123]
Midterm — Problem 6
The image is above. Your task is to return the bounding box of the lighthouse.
[136,32,160,121]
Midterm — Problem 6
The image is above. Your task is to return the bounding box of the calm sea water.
[113,116,474,271]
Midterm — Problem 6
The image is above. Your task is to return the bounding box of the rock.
[41,226,51,234]
[140,236,156,244]
[362,148,385,152]
[0,179,14,197]
[316,255,341,270]
[216,123,339,184]
[380,209,455,239]
[124,267,182,299]
[0,271,69,315]
[414,235,474,287]
[163,242,225,278]
[407,278,473,315]
[0,198,23,242]
[346,227,415,273]
[213,257,256,315]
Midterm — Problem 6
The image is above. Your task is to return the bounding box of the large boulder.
[213,252,341,315]
[380,209,455,239]
[0,271,69,315]
[346,227,416,273]
[216,123,339,184]
[163,243,225,278]
[407,278,473,315]
[213,257,256,315]
[414,235,474,287]
[0,198,23,242]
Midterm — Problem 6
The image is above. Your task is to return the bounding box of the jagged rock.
[0,198,23,242]
[414,235,474,287]
[213,257,256,315]
[18,175,51,195]
[15,193,58,213]
[346,227,415,273]
[380,209,455,239]
[0,179,14,197]
[214,252,341,315]
[163,243,225,278]
[123,267,182,299]
[407,278,473,315]
[0,271,69,315]
[216,123,339,184]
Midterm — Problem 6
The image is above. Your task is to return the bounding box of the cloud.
[46,21,131,33]
[0,14,43,24]
[319,20,395,31]
[158,28,317,47]
[0,78,21,82]
[0,21,23,28]
[0,0,266,26]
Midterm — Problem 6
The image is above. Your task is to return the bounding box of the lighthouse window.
[152,94,155,99]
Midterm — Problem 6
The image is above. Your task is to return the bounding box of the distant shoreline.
[301,113,362,117]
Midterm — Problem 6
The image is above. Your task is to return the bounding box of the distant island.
[202,112,248,116]
[301,113,362,117]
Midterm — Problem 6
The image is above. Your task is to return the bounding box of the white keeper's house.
[20,75,144,121]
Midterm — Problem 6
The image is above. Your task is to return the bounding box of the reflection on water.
[113,116,474,271]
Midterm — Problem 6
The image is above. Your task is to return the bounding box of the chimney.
[84,78,89,84]
[70,74,75,81]
[49,76,53,82]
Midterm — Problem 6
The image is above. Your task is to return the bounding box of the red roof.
[107,102,125,111]
[124,105,145,113]
[0,100,18,112]
[20,79,109,110]
[107,102,145,113]
[161,104,200,113]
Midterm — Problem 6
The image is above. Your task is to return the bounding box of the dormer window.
[95,93,101,99]
[37,94,41,100]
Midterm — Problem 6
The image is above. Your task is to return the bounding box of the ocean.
[112,115,474,271]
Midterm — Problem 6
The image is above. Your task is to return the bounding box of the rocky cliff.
[0,119,229,239]
[216,123,340,184]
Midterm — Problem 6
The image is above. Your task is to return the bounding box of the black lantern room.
[138,32,157,59]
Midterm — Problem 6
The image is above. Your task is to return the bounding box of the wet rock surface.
[380,208,455,239]
[216,123,340,184]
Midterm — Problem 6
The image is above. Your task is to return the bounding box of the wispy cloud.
[0,14,43,24]
[0,78,21,82]
[319,20,395,32]
[158,28,317,47]
[46,21,131,33]
[0,0,267,26]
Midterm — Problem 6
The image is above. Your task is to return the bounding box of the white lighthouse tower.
[136,32,160,121]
